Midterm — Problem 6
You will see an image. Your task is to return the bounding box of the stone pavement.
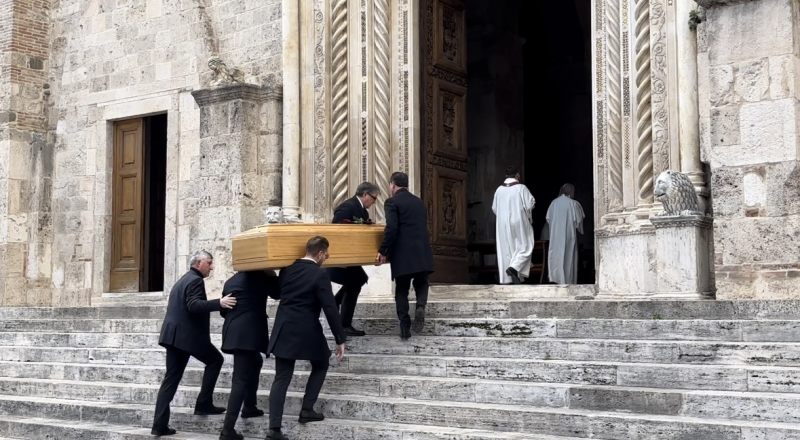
[0,298,798,438]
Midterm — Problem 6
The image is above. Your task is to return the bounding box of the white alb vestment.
[492,178,536,284]
[545,195,585,284]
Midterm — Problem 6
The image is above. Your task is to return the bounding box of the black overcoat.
[219,271,281,355]
[326,196,370,286]
[267,259,345,361]
[378,188,435,279]
[158,268,221,353]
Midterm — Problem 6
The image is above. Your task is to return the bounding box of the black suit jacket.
[268,259,345,361]
[158,268,221,353]
[219,271,281,355]
[379,188,435,279]
[326,196,370,287]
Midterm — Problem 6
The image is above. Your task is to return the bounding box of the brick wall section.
[0,0,54,306]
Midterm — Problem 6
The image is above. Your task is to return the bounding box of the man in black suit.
[218,270,281,440]
[327,181,380,338]
[376,172,435,340]
[265,237,346,440]
[151,250,237,437]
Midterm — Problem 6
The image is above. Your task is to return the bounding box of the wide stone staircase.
[0,298,799,438]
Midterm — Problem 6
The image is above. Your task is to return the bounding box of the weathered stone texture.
[699,0,800,298]
[35,0,284,304]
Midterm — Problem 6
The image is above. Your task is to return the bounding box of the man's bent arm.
[185,279,222,313]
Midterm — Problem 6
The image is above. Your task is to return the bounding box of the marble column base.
[650,215,714,300]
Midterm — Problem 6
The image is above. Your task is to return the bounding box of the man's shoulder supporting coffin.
[231,223,386,271]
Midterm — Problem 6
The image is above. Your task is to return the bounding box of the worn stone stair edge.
[7,375,800,423]
[0,413,544,440]
[0,394,799,438]
[6,299,800,319]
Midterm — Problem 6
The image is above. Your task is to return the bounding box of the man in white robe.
[492,166,536,284]
[545,184,585,284]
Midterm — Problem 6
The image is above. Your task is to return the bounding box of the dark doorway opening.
[465,0,595,284]
[142,114,167,292]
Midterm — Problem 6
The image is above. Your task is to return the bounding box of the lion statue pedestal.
[649,170,714,299]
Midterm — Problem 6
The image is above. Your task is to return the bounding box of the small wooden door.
[421,0,469,283]
[110,119,145,292]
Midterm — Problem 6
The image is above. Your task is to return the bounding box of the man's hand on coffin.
[220,294,237,309]
[375,253,387,265]
[335,343,346,362]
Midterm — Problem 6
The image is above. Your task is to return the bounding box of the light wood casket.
[231,224,386,271]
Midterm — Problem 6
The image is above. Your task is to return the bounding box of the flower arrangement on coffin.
[341,217,375,225]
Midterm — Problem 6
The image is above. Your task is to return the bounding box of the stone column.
[260,91,283,208]
[281,0,302,222]
[190,84,272,293]
[676,0,708,213]
[651,215,713,299]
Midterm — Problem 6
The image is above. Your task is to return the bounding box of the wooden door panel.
[422,0,469,283]
[110,119,145,292]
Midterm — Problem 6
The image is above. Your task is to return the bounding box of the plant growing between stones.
[652,313,662,320]
[688,9,703,31]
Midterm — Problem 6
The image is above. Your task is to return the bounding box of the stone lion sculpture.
[654,170,702,216]
[265,206,283,224]
[208,56,245,87]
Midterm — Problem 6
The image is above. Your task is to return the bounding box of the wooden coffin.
[231,223,386,271]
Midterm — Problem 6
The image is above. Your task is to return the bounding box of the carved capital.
[192,84,282,107]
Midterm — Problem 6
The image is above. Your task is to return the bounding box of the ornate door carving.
[421,0,469,283]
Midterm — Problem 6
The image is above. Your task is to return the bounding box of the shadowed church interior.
[463,0,595,284]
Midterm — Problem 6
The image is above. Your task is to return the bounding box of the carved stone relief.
[330,0,349,210]
[634,0,653,204]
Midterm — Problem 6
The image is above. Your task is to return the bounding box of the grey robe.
[545,195,585,284]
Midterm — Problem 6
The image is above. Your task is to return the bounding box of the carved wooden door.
[110,119,145,292]
[421,0,469,283]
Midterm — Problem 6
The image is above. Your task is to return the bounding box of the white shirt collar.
[357,197,364,208]
[302,257,317,263]
[504,178,518,184]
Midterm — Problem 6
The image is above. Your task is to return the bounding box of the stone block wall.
[0,0,285,306]
[0,0,54,306]
[697,0,800,298]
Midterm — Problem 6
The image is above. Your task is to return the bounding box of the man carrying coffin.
[492,166,536,284]
[376,172,435,340]
[218,270,281,440]
[266,237,346,440]
[327,181,381,338]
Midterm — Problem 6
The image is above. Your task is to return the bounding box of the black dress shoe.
[241,407,265,418]
[266,429,288,440]
[400,323,411,340]
[506,267,522,284]
[343,326,366,337]
[150,426,177,436]
[412,306,425,333]
[298,408,325,423]
[194,405,226,415]
[219,428,244,440]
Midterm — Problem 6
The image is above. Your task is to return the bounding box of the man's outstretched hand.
[375,253,387,266]
[335,343,346,361]
[220,294,237,309]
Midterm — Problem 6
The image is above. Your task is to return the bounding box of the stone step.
[0,394,797,439]
[6,357,800,394]
[5,299,800,320]
[6,375,800,424]
[4,333,800,366]
[0,412,543,440]
[4,317,800,342]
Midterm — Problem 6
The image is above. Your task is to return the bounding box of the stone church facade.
[0,0,798,307]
